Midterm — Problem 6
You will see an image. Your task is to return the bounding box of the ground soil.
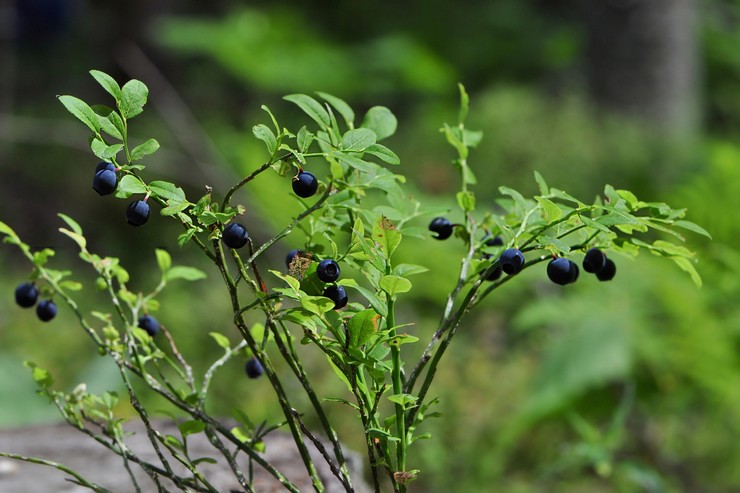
[0,420,368,493]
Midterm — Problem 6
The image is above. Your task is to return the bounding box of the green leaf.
[392,263,429,277]
[348,309,380,347]
[165,266,207,282]
[58,95,101,134]
[114,175,148,199]
[252,124,277,154]
[90,138,123,161]
[149,181,186,202]
[333,151,374,173]
[209,331,231,350]
[361,106,397,140]
[388,334,419,347]
[316,92,355,128]
[372,216,402,258]
[364,143,400,165]
[457,83,469,124]
[342,128,376,152]
[131,139,160,161]
[536,196,563,222]
[270,270,301,293]
[161,200,191,216]
[673,220,712,239]
[379,275,412,298]
[300,296,336,316]
[338,279,388,316]
[58,213,83,235]
[155,249,171,273]
[456,191,476,212]
[59,280,83,291]
[178,420,206,437]
[164,435,185,452]
[284,94,331,128]
[296,126,314,153]
[59,228,86,250]
[25,361,54,389]
[119,79,149,119]
[92,105,123,140]
[534,171,549,195]
[90,70,122,102]
[387,393,418,410]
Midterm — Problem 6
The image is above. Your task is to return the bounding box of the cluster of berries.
[429,217,617,285]
[286,249,347,309]
[14,282,57,322]
[92,162,150,226]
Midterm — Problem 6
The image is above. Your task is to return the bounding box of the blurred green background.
[1,1,739,491]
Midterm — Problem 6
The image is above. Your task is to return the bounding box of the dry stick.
[119,355,301,493]
[404,216,479,394]
[159,324,196,392]
[213,241,325,493]
[230,248,354,491]
[0,453,114,493]
[205,427,254,493]
[226,181,356,490]
[291,409,349,490]
[17,248,298,492]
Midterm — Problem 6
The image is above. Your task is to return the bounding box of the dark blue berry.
[429,217,453,240]
[596,258,617,281]
[292,171,318,198]
[223,223,249,249]
[92,169,117,196]
[485,236,504,247]
[583,248,607,274]
[245,357,264,379]
[323,285,348,309]
[138,315,159,336]
[96,162,116,173]
[547,257,575,285]
[126,200,150,226]
[499,248,525,275]
[317,259,341,283]
[36,300,57,322]
[15,282,39,308]
[484,265,503,282]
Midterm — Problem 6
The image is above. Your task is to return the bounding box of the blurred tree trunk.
[585,0,700,135]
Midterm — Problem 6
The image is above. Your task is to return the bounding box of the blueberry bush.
[0,71,710,492]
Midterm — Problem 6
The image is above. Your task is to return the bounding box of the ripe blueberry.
[499,248,525,275]
[223,222,249,249]
[429,217,453,240]
[596,258,617,281]
[15,282,39,308]
[286,249,303,269]
[485,236,504,247]
[92,169,117,196]
[322,285,348,309]
[569,261,580,283]
[95,162,116,173]
[547,257,576,285]
[317,259,341,283]
[36,300,57,322]
[292,171,318,198]
[245,357,264,379]
[126,200,150,226]
[484,265,503,282]
[138,315,160,336]
[583,248,607,274]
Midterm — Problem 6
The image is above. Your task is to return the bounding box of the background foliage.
[1,1,739,491]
